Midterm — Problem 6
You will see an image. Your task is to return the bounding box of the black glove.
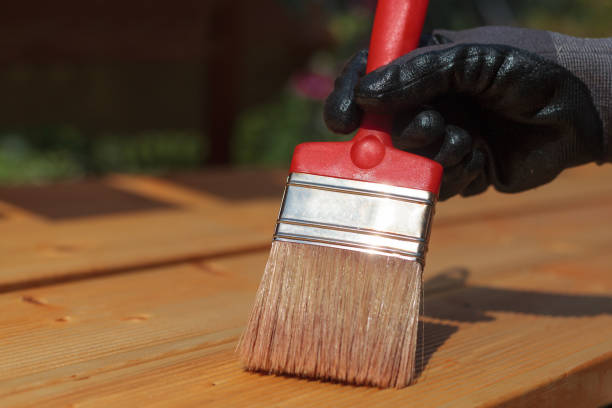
[324,26,609,200]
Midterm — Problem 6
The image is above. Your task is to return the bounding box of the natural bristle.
[238,241,423,388]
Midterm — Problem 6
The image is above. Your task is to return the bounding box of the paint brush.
[239,0,441,388]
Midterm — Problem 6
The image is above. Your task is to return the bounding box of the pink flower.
[291,72,334,100]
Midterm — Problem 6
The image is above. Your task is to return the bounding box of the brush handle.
[290,0,442,193]
[353,0,429,151]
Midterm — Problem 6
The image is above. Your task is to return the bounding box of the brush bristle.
[238,240,423,388]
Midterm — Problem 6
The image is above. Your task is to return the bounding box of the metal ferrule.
[273,173,436,264]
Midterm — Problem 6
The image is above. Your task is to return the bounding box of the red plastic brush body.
[289,0,441,193]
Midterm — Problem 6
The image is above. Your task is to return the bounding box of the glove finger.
[323,49,368,134]
[354,44,552,115]
[433,125,472,168]
[438,148,487,201]
[459,149,489,197]
[461,172,489,197]
[395,110,445,150]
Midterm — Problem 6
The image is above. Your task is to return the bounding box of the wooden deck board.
[1,164,611,407]
[0,170,284,290]
[0,250,611,407]
[0,164,611,291]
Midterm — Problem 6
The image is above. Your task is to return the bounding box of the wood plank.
[0,244,611,407]
[108,164,612,227]
[1,169,612,407]
[433,163,612,225]
[0,171,284,290]
[0,208,272,292]
[1,164,611,291]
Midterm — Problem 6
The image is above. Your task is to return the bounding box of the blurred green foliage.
[0,127,205,184]
[233,90,350,166]
[516,0,612,37]
[232,6,369,166]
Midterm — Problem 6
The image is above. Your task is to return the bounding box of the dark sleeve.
[550,33,612,162]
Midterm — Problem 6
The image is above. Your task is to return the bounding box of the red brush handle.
[290,0,442,193]
[356,0,429,146]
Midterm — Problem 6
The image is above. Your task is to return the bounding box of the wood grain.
[0,164,611,407]
[0,171,283,290]
[0,250,610,407]
[0,164,611,291]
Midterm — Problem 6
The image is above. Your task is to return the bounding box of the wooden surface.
[0,164,611,407]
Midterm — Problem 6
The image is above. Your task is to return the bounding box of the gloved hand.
[324,26,611,200]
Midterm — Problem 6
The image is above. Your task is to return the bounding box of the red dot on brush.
[350,135,386,169]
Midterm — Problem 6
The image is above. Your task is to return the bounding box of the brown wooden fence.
[0,0,331,163]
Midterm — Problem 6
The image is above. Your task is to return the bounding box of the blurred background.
[1,0,610,185]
